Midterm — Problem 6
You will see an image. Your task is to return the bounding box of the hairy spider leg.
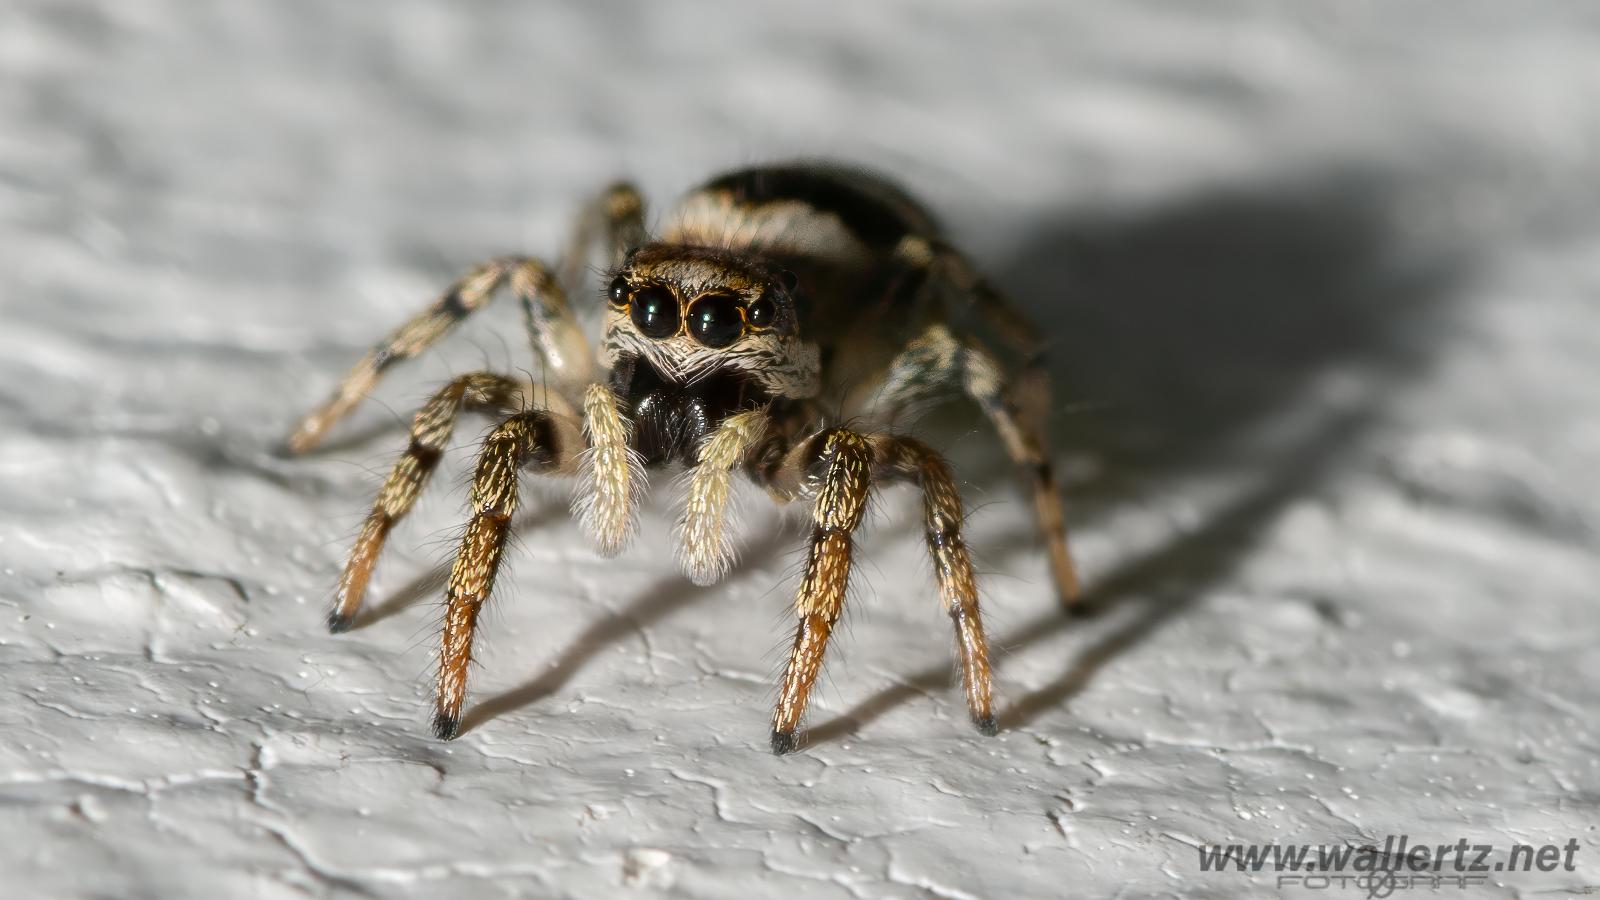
[560,182,648,294]
[328,372,530,632]
[434,409,580,739]
[879,236,1082,606]
[287,257,590,454]
[766,429,874,754]
[868,433,996,734]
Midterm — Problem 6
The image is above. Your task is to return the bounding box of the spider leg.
[572,383,645,556]
[434,408,579,739]
[327,372,530,633]
[869,434,995,734]
[559,182,647,292]
[961,345,1079,606]
[895,235,1043,358]
[287,257,590,453]
[879,237,1082,607]
[767,428,875,755]
[675,408,770,585]
[867,321,963,417]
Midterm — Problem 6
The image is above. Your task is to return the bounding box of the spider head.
[600,244,820,399]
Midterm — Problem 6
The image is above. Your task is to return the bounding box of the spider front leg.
[434,408,580,739]
[760,427,999,754]
[767,429,876,754]
[327,372,530,632]
[286,257,590,453]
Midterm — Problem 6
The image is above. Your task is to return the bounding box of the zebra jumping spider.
[287,162,1081,754]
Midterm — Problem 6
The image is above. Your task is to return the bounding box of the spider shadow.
[456,523,795,736]
[810,168,1464,744]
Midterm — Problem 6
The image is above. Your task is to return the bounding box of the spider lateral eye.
[777,269,799,293]
[607,275,629,307]
[746,295,777,329]
[687,293,744,348]
[630,285,680,339]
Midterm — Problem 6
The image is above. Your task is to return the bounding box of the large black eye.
[687,293,744,348]
[630,285,680,339]
[747,295,777,329]
[607,275,629,307]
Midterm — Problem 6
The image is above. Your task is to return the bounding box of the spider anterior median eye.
[747,296,777,329]
[630,286,680,339]
[687,293,744,348]
[607,275,629,307]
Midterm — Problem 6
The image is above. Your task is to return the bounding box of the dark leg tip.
[770,730,800,756]
[1067,599,1099,619]
[326,611,355,634]
[431,711,460,741]
[975,715,999,737]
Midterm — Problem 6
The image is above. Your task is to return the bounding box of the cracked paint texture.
[2,2,1598,897]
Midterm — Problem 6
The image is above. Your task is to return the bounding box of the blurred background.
[2,2,1598,897]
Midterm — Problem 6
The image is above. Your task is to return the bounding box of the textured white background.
[2,2,1598,897]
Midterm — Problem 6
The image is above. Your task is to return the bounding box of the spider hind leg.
[872,240,1084,608]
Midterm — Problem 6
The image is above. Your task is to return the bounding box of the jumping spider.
[288,163,1081,754]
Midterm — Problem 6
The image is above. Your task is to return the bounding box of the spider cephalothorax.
[601,244,819,465]
[288,162,1081,754]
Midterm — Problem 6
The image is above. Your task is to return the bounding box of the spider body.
[288,162,1080,754]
